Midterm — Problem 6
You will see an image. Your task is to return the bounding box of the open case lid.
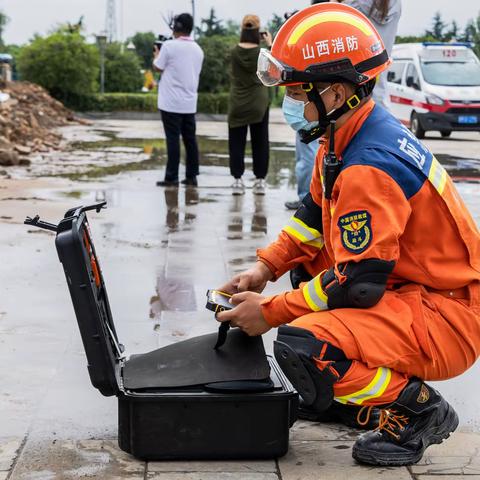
[53,203,122,397]
[25,203,274,398]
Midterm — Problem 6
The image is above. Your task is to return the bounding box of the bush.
[17,31,99,103]
[197,35,237,93]
[197,92,229,114]
[68,92,230,114]
[128,31,156,70]
[104,43,143,93]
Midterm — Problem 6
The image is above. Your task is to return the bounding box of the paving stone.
[148,473,278,480]
[148,460,276,473]
[0,437,23,471]
[417,477,480,479]
[411,455,476,475]
[0,473,8,480]
[412,442,480,475]
[278,440,412,480]
[417,431,480,458]
[291,420,362,442]
[10,439,145,480]
[410,431,480,476]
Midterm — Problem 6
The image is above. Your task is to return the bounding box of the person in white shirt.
[153,13,204,187]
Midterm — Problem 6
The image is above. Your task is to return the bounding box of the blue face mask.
[282,86,332,132]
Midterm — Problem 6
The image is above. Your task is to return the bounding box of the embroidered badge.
[338,210,372,253]
[417,384,430,404]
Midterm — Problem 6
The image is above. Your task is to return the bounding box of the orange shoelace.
[356,406,409,439]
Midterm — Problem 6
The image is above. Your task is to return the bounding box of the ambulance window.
[387,61,405,84]
[420,49,480,86]
[405,63,421,90]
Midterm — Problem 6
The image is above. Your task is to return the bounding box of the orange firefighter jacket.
[258,99,480,328]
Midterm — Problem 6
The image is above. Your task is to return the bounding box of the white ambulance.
[386,42,480,138]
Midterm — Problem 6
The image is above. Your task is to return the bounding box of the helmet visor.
[257,48,287,87]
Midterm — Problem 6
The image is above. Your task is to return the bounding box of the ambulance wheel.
[410,113,425,139]
[441,130,452,138]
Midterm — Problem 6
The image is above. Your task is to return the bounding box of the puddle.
[60,131,480,189]
[62,133,297,188]
[150,274,197,316]
[436,154,480,182]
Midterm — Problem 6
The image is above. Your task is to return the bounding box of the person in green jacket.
[228,15,272,195]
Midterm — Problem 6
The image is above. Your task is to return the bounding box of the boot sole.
[352,404,459,466]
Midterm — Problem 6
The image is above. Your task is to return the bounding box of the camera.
[153,34,170,53]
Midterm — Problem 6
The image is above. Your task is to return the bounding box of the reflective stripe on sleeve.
[283,217,324,249]
[302,274,328,311]
[335,367,392,405]
[428,156,447,195]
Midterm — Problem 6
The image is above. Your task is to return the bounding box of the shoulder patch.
[338,210,372,254]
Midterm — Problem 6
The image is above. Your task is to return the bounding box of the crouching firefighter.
[216,2,480,467]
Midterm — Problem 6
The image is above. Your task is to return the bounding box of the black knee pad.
[274,326,348,412]
[289,264,313,289]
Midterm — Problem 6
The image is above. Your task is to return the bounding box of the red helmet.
[257,3,391,87]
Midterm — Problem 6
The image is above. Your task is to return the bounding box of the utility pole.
[191,0,196,39]
[96,33,108,95]
[105,0,117,43]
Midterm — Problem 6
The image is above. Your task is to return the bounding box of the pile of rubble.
[0,80,77,166]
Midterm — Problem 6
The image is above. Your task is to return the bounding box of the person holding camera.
[331,0,402,109]
[228,15,272,196]
[153,13,204,187]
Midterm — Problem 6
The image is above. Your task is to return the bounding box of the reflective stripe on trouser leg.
[333,362,409,407]
[283,216,324,249]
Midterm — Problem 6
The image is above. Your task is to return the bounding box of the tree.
[197,8,226,38]
[128,31,156,70]
[395,34,435,44]
[17,31,99,104]
[459,13,480,57]
[104,43,143,93]
[0,10,9,48]
[225,20,240,37]
[61,16,84,35]
[197,35,237,93]
[266,14,284,38]
[425,12,447,41]
[461,19,477,42]
[445,20,459,42]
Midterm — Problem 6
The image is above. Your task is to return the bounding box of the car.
[387,42,480,138]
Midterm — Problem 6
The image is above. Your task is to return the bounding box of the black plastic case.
[47,205,297,460]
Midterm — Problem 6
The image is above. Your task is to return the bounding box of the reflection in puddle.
[227,195,267,238]
[227,195,268,240]
[149,274,197,317]
[229,255,258,266]
[163,187,199,231]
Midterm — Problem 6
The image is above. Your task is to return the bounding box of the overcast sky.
[2,0,480,45]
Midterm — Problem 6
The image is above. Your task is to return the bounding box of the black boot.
[352,378,459,466]
[298,399,380,430]
[181,177,198,186]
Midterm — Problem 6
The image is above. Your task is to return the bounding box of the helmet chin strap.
[299,82,373,144]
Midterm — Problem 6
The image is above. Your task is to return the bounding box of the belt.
[426,285,470,300]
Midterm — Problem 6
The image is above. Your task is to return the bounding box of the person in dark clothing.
[228,15,272,195]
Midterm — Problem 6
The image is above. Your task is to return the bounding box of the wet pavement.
[0,111,480,479]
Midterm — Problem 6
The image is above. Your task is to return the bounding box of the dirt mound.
[0,81,77,166]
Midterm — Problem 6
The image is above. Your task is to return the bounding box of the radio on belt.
[25,203,298,460]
